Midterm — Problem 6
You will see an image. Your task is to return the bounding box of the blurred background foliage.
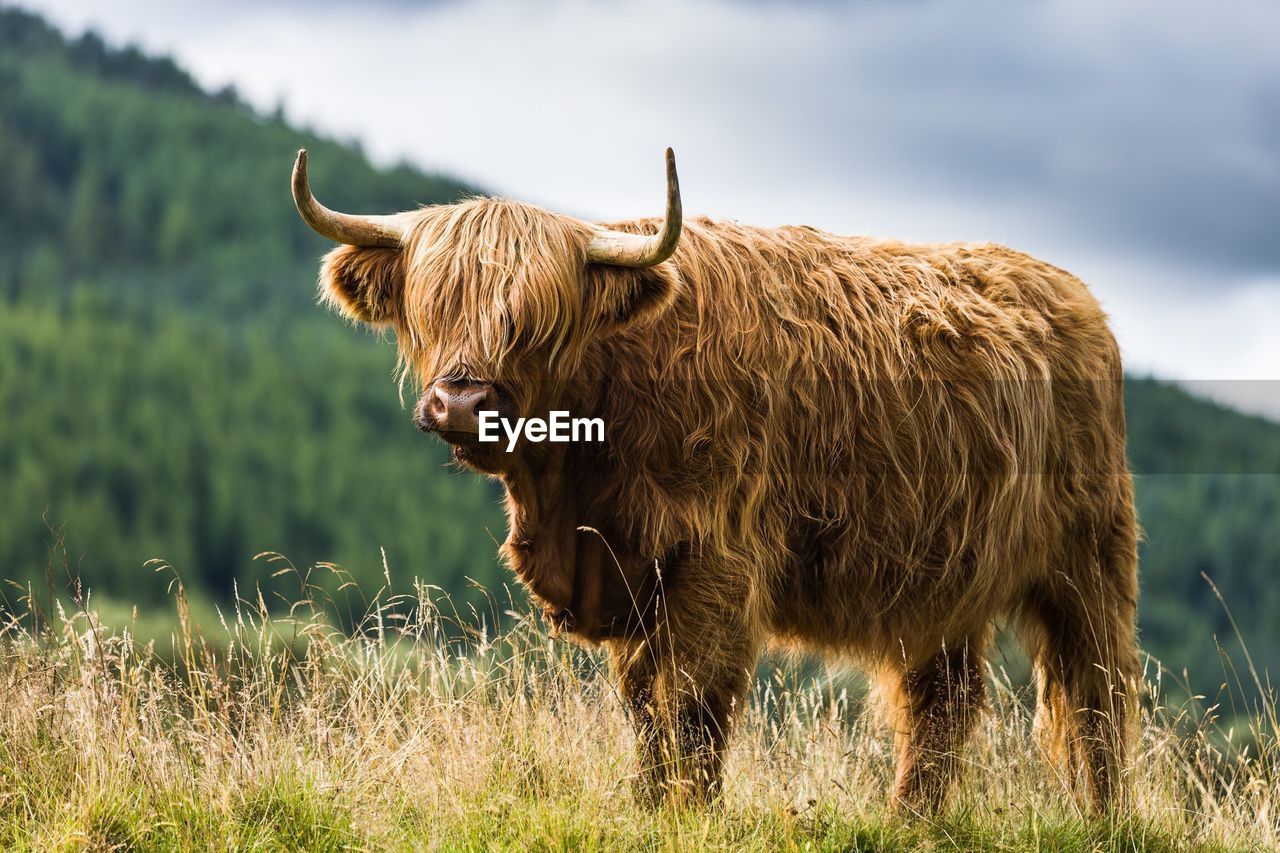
[1,7,1277,700]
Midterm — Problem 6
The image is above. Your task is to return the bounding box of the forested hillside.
[1,7,1277,696]
[0,7,504,611]
[1126,381,1280,691]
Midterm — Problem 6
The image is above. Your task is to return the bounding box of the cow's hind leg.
[1022,499,1139,813]
[884,633,988,815]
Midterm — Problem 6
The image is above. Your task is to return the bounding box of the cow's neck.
[499,443,576,610]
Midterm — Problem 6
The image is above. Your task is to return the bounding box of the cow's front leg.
[608,563,759,806]
[883,634,988,815]
[609,639,665,804]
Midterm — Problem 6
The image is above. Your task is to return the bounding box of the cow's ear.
[319,245,405,326]
[586,262,679,333]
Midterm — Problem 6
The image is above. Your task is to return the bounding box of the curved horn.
[586,148,682,267]
[291,149,406,247]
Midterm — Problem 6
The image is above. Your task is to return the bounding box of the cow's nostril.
[429,386,449,420]
[472,388,495,417]
[413,396,434,433]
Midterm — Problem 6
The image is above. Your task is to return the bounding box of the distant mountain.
[0,7,471,319]
[1,6,1277,698]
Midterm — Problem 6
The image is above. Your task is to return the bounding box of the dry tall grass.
[0,557,1275,851]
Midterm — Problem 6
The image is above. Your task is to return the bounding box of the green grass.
[0,573,1274,851]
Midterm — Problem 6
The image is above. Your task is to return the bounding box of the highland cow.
[292,148,1139,815]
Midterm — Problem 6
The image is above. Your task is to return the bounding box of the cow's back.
[599,220,1127,655]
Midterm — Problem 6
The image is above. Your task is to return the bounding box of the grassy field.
[0,563,1275,851]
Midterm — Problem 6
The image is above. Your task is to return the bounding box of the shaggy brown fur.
[316,198,1140,815]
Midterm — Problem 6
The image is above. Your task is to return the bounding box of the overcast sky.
[21,0,1280,416]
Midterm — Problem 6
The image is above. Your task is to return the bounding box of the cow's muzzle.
[414,378,502,440]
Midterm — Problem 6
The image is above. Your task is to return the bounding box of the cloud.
[18,0,1280,411]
